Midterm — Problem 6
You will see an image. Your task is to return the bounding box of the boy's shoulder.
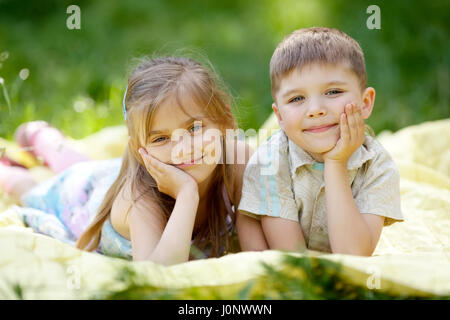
[363,134,385,153]
[363,135,395,162]
[352,135,399,175]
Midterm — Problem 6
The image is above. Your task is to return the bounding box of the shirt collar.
[285,131,377,175]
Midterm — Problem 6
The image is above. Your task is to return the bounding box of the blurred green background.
[0,0,448,139]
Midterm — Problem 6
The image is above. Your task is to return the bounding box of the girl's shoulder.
[110,180,167,240]
[226,139,255,206]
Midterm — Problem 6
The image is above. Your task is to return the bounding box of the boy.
[236,27,403,256]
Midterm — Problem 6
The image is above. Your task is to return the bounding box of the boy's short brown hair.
[270,27,367,100]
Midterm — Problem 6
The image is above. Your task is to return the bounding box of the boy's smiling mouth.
[303,123,338,133]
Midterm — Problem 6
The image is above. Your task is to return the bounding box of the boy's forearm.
[146,187,199,265]
[324,161,372,255]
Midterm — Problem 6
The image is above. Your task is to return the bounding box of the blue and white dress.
[17,158,236,260]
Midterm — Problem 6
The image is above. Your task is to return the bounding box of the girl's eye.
[326,89,343,96]
[289,96,304,103]
[189,123,203,133]
[152,136,168,143]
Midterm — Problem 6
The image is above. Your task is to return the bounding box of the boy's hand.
[139,148,198,199]
[322,103,365,165]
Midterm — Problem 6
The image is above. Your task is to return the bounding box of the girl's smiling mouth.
[175,155,204,168]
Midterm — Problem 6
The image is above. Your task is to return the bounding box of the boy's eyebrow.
[281,88,302,99]
[324,80,347,86]
[149,117,204,136]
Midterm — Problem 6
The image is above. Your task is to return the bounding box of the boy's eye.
[326,89,343,96]
[289,96,304,103]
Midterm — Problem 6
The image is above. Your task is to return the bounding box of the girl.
[0,56,253,265]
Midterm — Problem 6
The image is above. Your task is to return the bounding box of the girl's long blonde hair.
[76,56,238,257]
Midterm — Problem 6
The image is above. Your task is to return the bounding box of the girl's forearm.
[146,186,199,265]
[324,161,372,255]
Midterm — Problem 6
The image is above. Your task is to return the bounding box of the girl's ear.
[361,87,376,120]
[272,103,284,128]
[128,137,142,162]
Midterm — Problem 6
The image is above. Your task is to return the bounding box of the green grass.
[5,254,449,299]
[0,0,448,140]
[0,0,448,301]
[93,254,448,300]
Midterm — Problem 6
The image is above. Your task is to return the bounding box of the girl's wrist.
[177,183,199,200]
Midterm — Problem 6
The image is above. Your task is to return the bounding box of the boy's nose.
[307,110,326,118]
[306,103,327,118]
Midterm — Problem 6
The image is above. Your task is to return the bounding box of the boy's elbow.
[331,242,374,257]
[332,248,372,256]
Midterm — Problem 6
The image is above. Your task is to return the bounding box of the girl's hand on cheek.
[139,148,198,199]
[322,103,365,165]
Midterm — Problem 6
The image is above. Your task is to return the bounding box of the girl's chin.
[186,163,218,183]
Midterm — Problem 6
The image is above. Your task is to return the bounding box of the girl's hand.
[322,103,365,165]
[139,148,198,199]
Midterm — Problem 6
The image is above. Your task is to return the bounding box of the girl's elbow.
[133,255,185,266]
[133,250,188,265]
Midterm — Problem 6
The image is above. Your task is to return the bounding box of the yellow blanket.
[0,116,449,299]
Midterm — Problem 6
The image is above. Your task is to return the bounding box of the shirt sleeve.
[238,135,299,222]
[353,145,404,226]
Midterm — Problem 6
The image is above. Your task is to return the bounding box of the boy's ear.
[361,87,376,119]
[272,103,283,126]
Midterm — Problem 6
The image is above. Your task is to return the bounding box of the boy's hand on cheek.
[322,103,365,165]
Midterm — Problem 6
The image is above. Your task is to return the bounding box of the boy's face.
[272,62,375,162]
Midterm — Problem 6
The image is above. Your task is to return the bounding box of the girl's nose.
[172,130,194,146]
[172,133,202,161]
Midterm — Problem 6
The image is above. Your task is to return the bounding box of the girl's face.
[144,95,223,185]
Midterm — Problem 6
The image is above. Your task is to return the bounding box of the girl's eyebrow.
[149,116,205,136]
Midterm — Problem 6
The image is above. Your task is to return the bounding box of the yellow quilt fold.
[1,117,449,299]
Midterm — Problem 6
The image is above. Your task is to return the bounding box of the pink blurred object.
[0,163,34,194]
[14,121,90,174]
